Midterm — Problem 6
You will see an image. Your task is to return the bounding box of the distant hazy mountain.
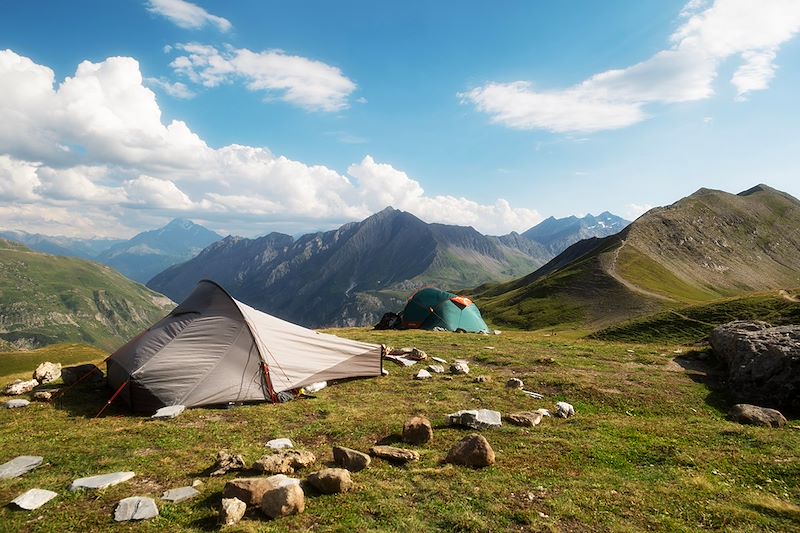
[474,184,800,330]
[0,239,173,351]
[0,230,123,260]
[149,207,549,327]
[520,212,630,256]
[93,218,222,284]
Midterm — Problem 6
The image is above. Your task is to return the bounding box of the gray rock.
[450,360,470,375]
[446,434,495,468]
[506,411,543,427]
[3,379,38,396]
[161,486,200,503]
[0,455,43,479]
[32,391,53,402]
[414,369,432,380]
[61,364,104,387]
[332,446,371,472]
[114,496,159,521]
[306,468,352,494]
[446,409,502,429]
[33,362,61,384]
[253,449,316,475]
[220,497,246,525]
[151,405,185,419]
[210,450,246,476]
[11,488,57,510]
[369,445,419,463]
[710,320,800,410]
[431,356,448,364]
[427,364,445,374]
[728,404,787,428]
[223,477,276,506]
[506,378,524,389]
[5,399,30,409]
[70,471,135,491]
[266,438,293,450]
[402,416,433,445]
[555,402,575,418]
[260,483,305,518]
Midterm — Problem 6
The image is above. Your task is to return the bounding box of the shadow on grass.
[51,383,123,418]
[673,349,733,415]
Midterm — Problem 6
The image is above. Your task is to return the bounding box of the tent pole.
[94,379,129,418]
[261,363,278,403]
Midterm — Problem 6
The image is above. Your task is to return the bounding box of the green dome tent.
[399,288,489,333]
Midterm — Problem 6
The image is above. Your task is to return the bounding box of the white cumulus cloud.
[461,0,800,133]
[146,0,231,32]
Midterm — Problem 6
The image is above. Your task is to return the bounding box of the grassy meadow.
[0,330,798,532]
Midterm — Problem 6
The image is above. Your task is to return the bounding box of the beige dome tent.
[106,280,383,413]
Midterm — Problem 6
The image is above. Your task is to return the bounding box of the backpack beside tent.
[398,288,489,333]
[106,280,382,413]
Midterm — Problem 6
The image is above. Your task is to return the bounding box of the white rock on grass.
[70,471,135,491]
[11,488,57,510]
[555,402,575,418]
[415,369,432,380]
[151,405,185,419]
[0,456,43,479]
[505,378,524,389]
[431,356,448,364]
[220,497,246,526]
[266,438,293,450]
[5,399,30,409]
[427,364,445,374]
[33,362,61,384]
[114,496,159,521]
[3,379,38,396]
[161,486,200,503]
[446,409,502,429]
[450,360,470,375]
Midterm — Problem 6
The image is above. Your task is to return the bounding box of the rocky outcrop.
[709,321,799,410]
[728,404,787,428]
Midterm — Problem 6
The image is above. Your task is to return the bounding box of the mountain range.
[0,238,173,351]
[474,184,800,330]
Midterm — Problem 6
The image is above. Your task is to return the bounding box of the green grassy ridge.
[0,241,172,352]
[592,290,800,344]
[0,344,107,378]
[0,330,797,532]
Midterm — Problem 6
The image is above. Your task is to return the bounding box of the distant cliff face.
[521,211,630,256]
[0,239,173,351]
[148,208,548,327]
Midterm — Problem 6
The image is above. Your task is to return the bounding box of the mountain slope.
[0,239,173,351]
[149,207,548,327]
[521,211,629,255]
[0,230,123,260]
[97,218,222,283]
[475,185,800,330]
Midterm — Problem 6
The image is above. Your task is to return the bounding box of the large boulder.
[223,478,275,506]
[402,416,433,445]
[33,362,61,384]
[306,468,353,494]
[61,364,104,386]
[709,321,799,410]
[728,404,787,428]
[4,379,38,396]
[446,434,495,468]
[260,483,305,518]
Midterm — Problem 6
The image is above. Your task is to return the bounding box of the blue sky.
[0,0,798,237]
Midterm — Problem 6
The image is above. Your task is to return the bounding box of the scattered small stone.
[192,479,203,487]
[261,483,305,518]
[11,488,57,510]
[728,404,787,428]
[253,449,316,475]
[505,378,524,389]
[555,402,575,418]
[446,434,495,468]
[306,468,352,494]
[114,496,159,522]
[402,416,433,445]
[370,445,419,463]
[446,409,502,429]
[161,486,200,503]
[5,399,30,409]
[536,357,556,365]
[70,471,135,491]
[151,405,185,419]
[409,348,428,361]
[224,477,277,506]
[61,364,104,386]
[474,375,491,383]
[626,349,635,354]
[521,390,544,399]
[332,446,371,472]
[266,438,293,450]
[0,456,43,479]
[3,379,38,396]
[32,391,53,402]
[427,364,445,374]
[385,355,418,367]
[220,497,246,526]
[493,330,502,335]
[33,362,61,384]
[535,408,552,417]
[431,356,448,364]
[450,360,470,375]
[484,346,495,350]
[415,369,432,380]
[210,450,246,476]
[381,368,390,376]
[506,411,543,427]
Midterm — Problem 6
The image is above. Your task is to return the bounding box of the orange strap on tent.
[261,363,279,403]
[449,296,473,309]
[94,379,129,418]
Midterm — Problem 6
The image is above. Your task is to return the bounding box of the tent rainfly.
[400,287,490,333]
[106,280,383,413]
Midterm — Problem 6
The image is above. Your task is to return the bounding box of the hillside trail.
[778,289,800,302]
[605,240,676,302]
